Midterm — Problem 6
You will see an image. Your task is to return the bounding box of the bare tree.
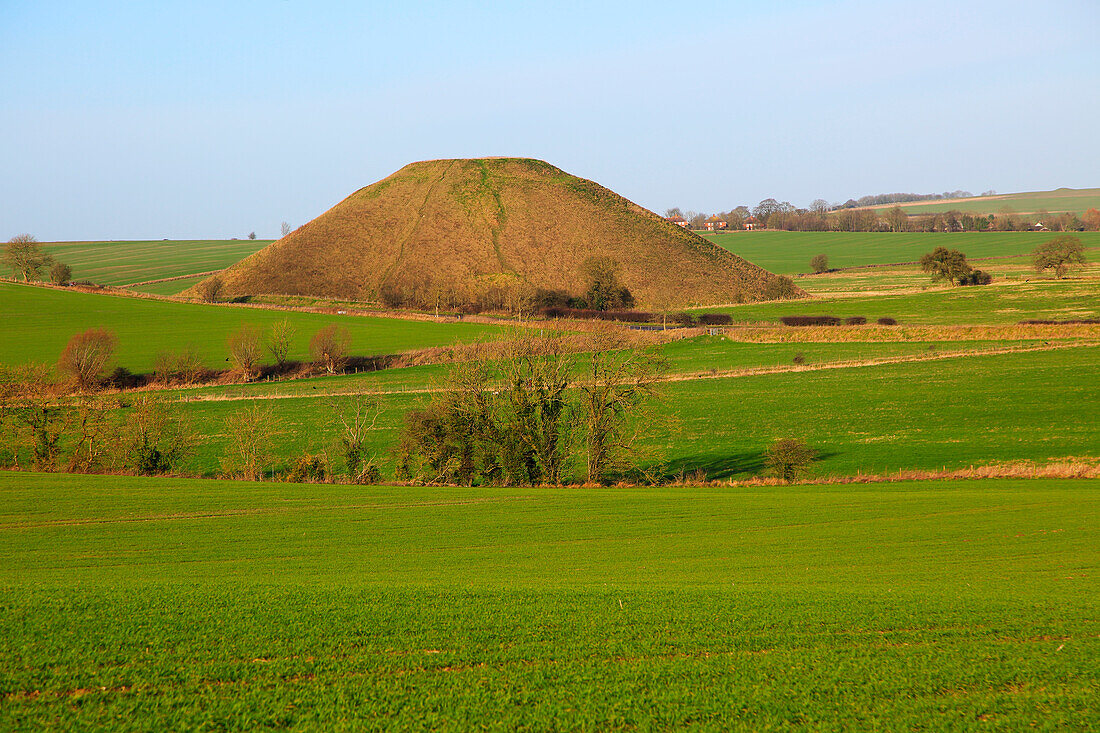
[310,324,351,374]
[579,329,666,484]
[227,324,264,381]
[49,261,72,285]
[266,318,296,367]
[281,221,292,237]
[221,402,278,480]
[195,276,224,303]
[58,328,116,390]
[809,199,830,214]
[810,254,829,274]
[4,234,53,281]
[118,396,196,475]
[331,394,382,482]
[248,231,257,240]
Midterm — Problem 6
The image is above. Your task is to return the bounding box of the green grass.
[20,239,272,286]
[711,279,1100,325]
[866,187,1100,216]
[0,472,1096,729]
[158,345,1100,479]
[0,283,501,372]
[706,231,1100,275]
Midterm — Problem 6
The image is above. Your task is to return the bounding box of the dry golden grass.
[192,158,784,309]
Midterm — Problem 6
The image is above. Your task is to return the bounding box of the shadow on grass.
[658,450,839,481]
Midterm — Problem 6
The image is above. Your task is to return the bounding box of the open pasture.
[0,283,501,372]
[712,278,1100,325]
[159,344,1100,480]
[25,239,273,286]
[0,472,1096,729]
[708,230,1100,275]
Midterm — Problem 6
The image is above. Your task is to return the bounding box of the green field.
[708,230,1100,275]
[0,283,500,372]
[1,472,1096,729]
[865,187,1100,216]
[11,239,273,286]
[152,344,1100,480]
[713,279,1100,325]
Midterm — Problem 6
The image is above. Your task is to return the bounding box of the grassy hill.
[857,187,1100,216]
[198,158,780,309]
[2,472,1096,729]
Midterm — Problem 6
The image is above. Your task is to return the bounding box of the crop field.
[0,283,501,372]
[708,230,1100,275]
[151,343,1100,479]
[0,472,1096,729]
[23,239,273,286]
[862,187,1100,216]
[713,279,1100,325]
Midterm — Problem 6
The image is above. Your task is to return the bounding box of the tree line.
[665,204,1100,234]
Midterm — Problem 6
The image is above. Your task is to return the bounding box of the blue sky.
[2,0,1098,240]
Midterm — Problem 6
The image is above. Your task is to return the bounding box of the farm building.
[666,215,688,227]
[704,215,728,231]
[744,215,759,230]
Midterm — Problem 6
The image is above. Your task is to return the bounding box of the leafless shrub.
[227,324,264,381]
[117,396,195,475]
[58,328,116,390]
[49,262,72,285]
[220,403,278,480]
[266,318,296,367]
[310,324,351,374]
[196,276,224,303]
[764,438,816,482]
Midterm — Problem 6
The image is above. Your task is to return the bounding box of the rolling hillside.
[859,187,1100,216]
[195,158,783,309]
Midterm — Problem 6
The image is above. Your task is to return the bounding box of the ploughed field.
[1,472,1096,730]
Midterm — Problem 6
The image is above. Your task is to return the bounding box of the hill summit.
[198,158,784,309]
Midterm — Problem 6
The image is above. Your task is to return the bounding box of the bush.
[310,324,351,374]
[958,269,992,286]
[810,254,829,274]
[49,262,72,285]
[792,352,805,365]
[763,275,798,300]
[227,324,263,381]
[195,277,224,303]
[286,453,329,483]
[696,313,733,326]
[764,438,816,482]
[780,315,842,326]
[153,347,209,385]
[58,328,116,390]
[844,316,867,325]
[876,317,898,325]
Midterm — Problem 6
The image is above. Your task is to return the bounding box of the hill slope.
[197,158,783,308]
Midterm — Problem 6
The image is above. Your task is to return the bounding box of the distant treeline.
[670,200,1100,234]
[834,190,979,209]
